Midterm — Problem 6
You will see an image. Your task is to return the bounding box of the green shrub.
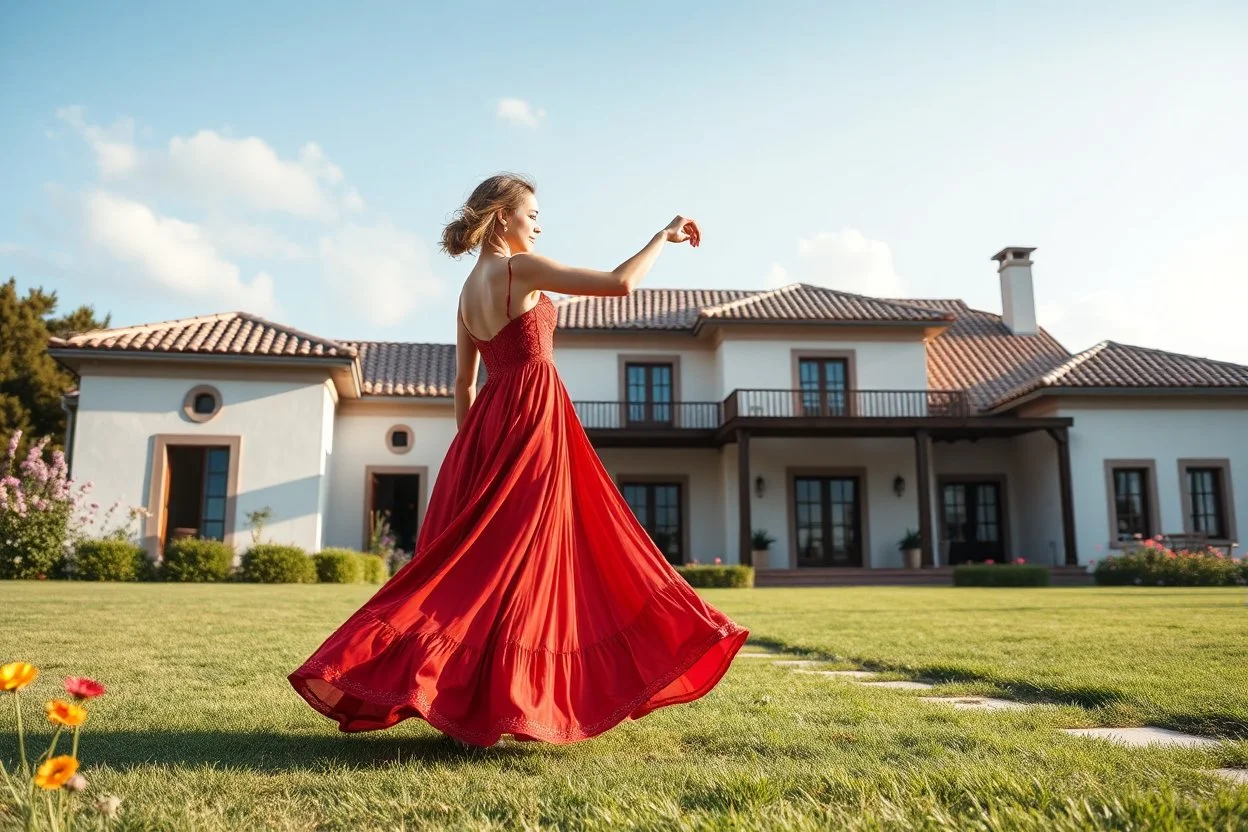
[359,553,388,584]
[162,538,235,582]
[239,544,315,583]
[1093,542,1245,587]
[953,564,1051,587]
[313,548,364,583]
[675,564,754,588]
[74,538,147,581]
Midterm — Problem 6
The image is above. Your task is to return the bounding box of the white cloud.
[496,98,545,129]
[204,221,306,261]
[57,107,360,219]
[766,227,904,296]
[319,223,442,326]
[80,190,278,315]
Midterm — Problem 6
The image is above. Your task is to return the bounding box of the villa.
[49,247,1247,576]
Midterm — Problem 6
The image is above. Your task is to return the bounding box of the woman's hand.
[660,215,701,247]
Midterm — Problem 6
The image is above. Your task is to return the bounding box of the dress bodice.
[471,293,556,375]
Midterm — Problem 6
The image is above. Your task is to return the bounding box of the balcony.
[573,389,975,446]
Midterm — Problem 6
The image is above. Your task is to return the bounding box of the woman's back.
[458,256,539,344]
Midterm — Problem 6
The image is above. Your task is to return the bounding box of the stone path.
[739,643,1247,787]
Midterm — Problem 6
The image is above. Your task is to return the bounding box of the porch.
[576,389,1078,569]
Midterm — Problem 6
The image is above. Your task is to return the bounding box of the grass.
[1,582,1246,831]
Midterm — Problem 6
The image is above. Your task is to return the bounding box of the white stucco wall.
[72,373,333,551]
[324,408,458,551]
[1062,405,1248,564]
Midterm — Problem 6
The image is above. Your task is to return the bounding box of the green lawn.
[2,582,1246,831]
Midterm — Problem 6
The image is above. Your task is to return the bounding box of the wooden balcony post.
[737,428,752,567]
[914,429,934,567]
[1047,426,1078,565]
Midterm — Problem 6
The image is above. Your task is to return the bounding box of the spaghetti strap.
[505,257,514,320]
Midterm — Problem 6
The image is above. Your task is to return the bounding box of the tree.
[0,277,110,448]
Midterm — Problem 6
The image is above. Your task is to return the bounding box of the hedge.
[1094,544,1246,587]
[675,564,754,588]
[359,553,388,584]
[73,539,148,582]
[952,564,1051,587]
[239,544,316,583]
[162,538,235,582]
[313,549,365,583]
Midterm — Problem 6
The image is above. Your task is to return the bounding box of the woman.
[288,174,750,747]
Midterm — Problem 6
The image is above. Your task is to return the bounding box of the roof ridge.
[789,283,954,320]
[1099,339,1248,370]
[698,284,794,317]
[1031,340,1113,385]
[49,311,240,344]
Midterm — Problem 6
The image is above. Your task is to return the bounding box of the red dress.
[288,261,750,746]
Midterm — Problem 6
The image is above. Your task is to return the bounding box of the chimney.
[991,246,1037,335]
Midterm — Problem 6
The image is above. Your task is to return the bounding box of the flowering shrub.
[1,662,123,829]
[1093,538,1245,586]
[369,510,410,574]
[0,431,91,580]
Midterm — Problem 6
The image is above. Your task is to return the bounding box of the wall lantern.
[893,475,906,498]
[754,476,766,498]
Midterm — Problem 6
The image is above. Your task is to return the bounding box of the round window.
[386,424,413,455]
[182,385,222,423]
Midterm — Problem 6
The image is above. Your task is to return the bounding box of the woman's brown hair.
[440,173,536,257]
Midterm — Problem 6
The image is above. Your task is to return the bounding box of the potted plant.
[899,529,922,569]
[751,529,776,570]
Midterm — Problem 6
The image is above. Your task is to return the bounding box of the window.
[940,479,1006,564]
[794,354,853,417]
[624,363,674,426]
[182,385,222,423]
[1104,460,1159,546]
[791,473,863,567]
[620,480,684,564]
[161,445,231,544]
[1179,459,1236,542]
[366,467,427,555]
[386,424,413,455]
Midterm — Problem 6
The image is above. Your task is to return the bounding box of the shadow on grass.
[2,729,544,773]
[759,642,1248,741]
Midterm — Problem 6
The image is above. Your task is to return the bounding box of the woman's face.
[501,191,541,253]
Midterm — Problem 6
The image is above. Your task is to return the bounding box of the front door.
[941,481,1005,564]
[370,472,422,555]
[793,475,863,567]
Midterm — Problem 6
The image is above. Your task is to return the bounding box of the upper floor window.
[796,356,850,417]
[624,362,674,426]
[182,385,223,423]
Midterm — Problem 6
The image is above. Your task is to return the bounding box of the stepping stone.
[861,680,935,691]
[923,696,1033,711]
[1210,769,1248,785]
[772,660,821,667]
[1062,727,1221,748]
[794,669,876,679]
[736,652,783,659]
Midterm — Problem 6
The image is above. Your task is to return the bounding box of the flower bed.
[1093,539,1245,586]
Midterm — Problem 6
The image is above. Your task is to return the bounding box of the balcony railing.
[574,389,971,431]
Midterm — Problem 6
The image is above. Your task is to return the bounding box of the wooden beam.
[1048,427,1078,565]
[915,429,935,567]
[737,428,752,567]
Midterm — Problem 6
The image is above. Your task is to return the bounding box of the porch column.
[1047,427,1078,565]
[737,428,752,567]
[914,429,934,567]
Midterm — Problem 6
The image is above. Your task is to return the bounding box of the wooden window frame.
[617,355,682,428]
[615,474,690,564]
[1103,459,1161,548]
[1177,458,1237,544]
[143,434,242,560]
[785,466,870,569]
[790,350,858,417]
[937,474,1012,560]
[362,465,430,553]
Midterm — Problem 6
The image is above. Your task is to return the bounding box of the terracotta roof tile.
[48,312,355,358]
[346,342,457,397]
[555,283,951,331]
[899,299,1072,411]
[990,341,1248,408]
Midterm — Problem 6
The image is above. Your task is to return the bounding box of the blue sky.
[3,1,1246,362]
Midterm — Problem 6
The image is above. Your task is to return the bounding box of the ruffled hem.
[287,574,750,746]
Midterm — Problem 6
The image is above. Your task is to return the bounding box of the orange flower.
[46,699,88,727]
[34,755,79,790]
[0,662,38,692]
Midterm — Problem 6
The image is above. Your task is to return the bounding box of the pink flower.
[1090,559,1098,566]
[1154,534,1164,541]
[1133,533,1143,540]
[64,676,106,700]
[713,557,722,565]
[1014,558,1027,565]
[984,559,995,565]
